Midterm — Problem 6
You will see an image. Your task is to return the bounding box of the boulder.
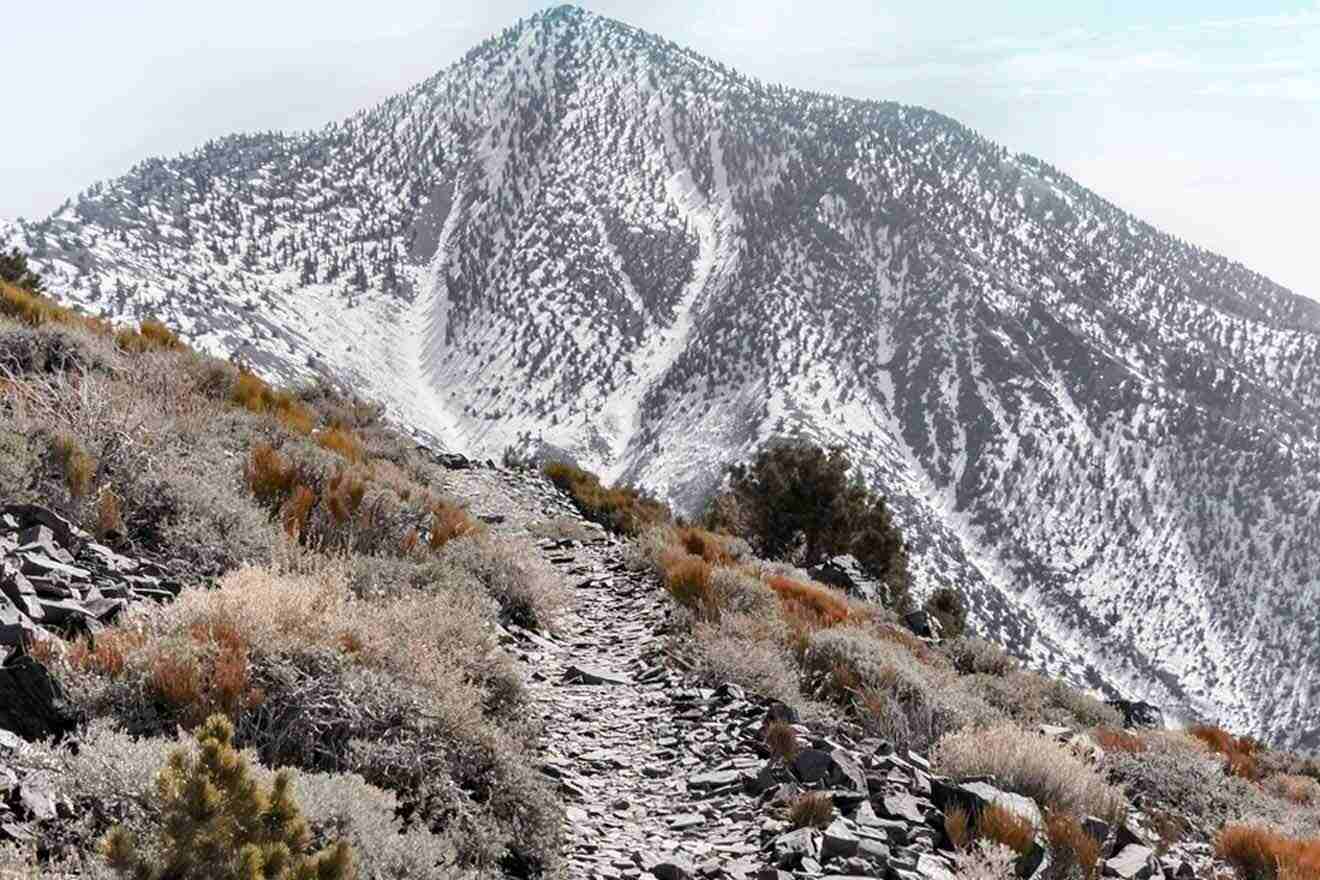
[807,556,884,604]
[822,819,860,860]
[0,654,81,741]
[0,505,88,554]
[1106,700,1164,730]
[773,828,820,868]
[904,610,943,640]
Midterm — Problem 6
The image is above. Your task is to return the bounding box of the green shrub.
[707,439,912,611]
[102,714,356,880]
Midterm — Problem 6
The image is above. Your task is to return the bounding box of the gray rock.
[652,857,695,880]
[880,792,926,824]
[904,610,943,640]
[807,555,884,604]
[0,654,81,741]
[16,783,57,821]
[1107,699,1164,730]
[563,664,630,686]
[773,828,819,868]
[856,838,890,865]
[821,818,859,860]
[828,748,867,792]
[1106,844,1157,880]
[793,748,832,784]
[916,852,957,880]
[689,769,741,789]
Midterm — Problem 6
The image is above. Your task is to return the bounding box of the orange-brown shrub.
[543,461,670,536]
[1216,825,1320,880]
[787,792,834,829]
[0,279,112,334]
[146,618,264,727]
[325,471,367,525]
[945,806,973,851]
[96,487,123,538]
[244,443,298,508]
[429,499,480,550]
[1190,723,1261,780]
[115,319,183,353]
[766,575,850,629]
[677,527,735,564]
[765,719,800,762]
[228,370,318,433]
[316,426,367,464]
[50,433,96,499]
[978,803,1036,855]
[663,555,717,617]
[1045,811,1102,880]
[280,485,317,537]
[1092,727,1147,754]
[68,630,146,679]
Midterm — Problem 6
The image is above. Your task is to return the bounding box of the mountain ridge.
[8,4,1320,749]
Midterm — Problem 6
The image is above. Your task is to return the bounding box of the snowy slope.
[11,5,1320,749]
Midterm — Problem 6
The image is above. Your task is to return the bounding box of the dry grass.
[0,278,111,334]
[1265,775,1320,807]
[316,426,367,463]
[1216,825,1320,880]
[787,792,834,829]
[765,574,851,629]
[1092,726,1147,754]
[49,432,96,499]
[978,803,1036,855]
[1190,723,1262,780]
[1044,811,1102,880]
[543,461,671,536]
[115,319,184,354]
[765,719,800,762]
[663,554,718,617]
[933,723,1127,821]
[428,498,481,550]
[945,806,973,851]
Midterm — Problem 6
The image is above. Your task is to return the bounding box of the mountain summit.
[11,5,1320,747]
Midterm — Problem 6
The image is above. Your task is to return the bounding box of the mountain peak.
[13,9,1320,750]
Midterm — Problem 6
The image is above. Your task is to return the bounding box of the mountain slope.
[11,5,1320,748]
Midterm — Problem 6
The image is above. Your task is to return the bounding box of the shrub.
[954,840,1020,880]
[433,535,567,630]
[765,720,800,762]
[1265,774,1320,806]
[946,636,1016,676]
[664,555,717,617]
[707,565,778,616]
[245,443,300,508]
[316,427,367,464]
[115,319,184,354]
[945,806,973,851]
[690,612,805,708]
[49,432,96,499]
[978,803,1035,855]
[932,723,1126,821]
[428,498,481,550]
[1043,812,1102,880]
[925,587,967,638]
[543,461,670,536]
[1101,748,1263,831]
[708,439,911,610]
[766,575,852,629]
[1091,727,1147,754]
[96,487,124,539]
[101,714,355,880]
[788,792,833,829]
[0,249,45,292]
[1216,825,1320,880]
[1189,723,1261,780]
[969,670,1121,730]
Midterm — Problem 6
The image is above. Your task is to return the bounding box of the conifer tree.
[0,248,44,292]
[102,714,356,880]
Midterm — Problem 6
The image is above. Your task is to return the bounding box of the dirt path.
[446,465,771,879]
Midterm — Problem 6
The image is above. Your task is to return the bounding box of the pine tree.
[102,715,356,880]
[0,248,45,292]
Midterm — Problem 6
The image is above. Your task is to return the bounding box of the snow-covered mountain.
[11,5,1320,749]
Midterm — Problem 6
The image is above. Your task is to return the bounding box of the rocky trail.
[446,462,1216,880]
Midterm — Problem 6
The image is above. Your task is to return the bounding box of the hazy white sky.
[4,1,1318,298]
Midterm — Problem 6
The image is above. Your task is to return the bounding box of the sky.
[3,1,1318,299]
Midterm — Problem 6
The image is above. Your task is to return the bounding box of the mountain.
[9,5,1320,749]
